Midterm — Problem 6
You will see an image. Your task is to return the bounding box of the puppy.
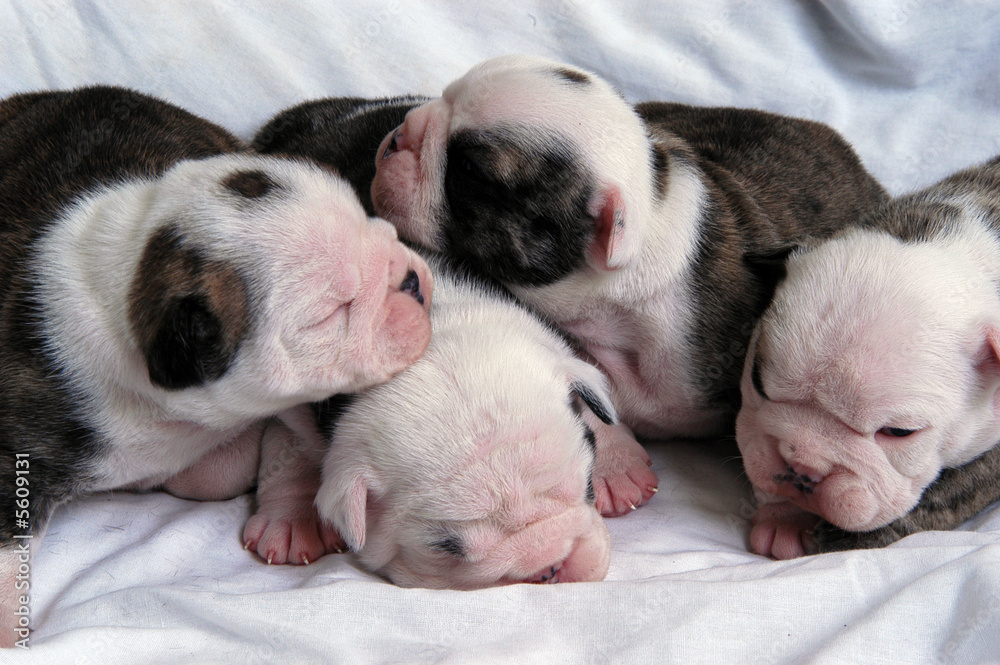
[315,254,614,588]
[0,87,432,646]
[366,55,887,463]
[736,156,1000,559]
[256,93,656,516]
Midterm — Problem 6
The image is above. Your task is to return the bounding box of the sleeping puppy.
[315,254,614,588]
[0,87,432,646]
[256,93,656,517]
[366,55,887,471]
[736,155,1000,559]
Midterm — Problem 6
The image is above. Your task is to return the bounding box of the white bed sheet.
[2,1,999,663]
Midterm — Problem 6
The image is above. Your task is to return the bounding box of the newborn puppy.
[0,87,432,646]
[256,93,655,516]
[368,55,887,451]
[254,95,428,214]
[315,255,614,588]
[736,155,1000,559]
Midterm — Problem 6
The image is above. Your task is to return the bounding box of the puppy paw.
[243,506,345,565]
[591,422,659,517]
[750,501,823,559]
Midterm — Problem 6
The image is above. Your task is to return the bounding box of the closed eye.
[751,356,768,400]
[430,535,465,558]
[877,427,920,438]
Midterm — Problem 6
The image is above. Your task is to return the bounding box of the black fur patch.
[254,96,425,214]
[431,534,465,557]
[571,382,615,425]
[553,67,590,85]
[650,141,670,200]
[223,169,279,199]
[634,101,888,412]
[441,125,596,286]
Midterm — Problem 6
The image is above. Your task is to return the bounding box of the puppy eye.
[430,535,465,558]
[751,357,768,400]
[878,427,919,438]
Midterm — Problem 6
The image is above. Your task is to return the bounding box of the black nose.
[400,269,424,305]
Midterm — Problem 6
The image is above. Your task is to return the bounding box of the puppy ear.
[745,245,799,314]
[129,226,249,390]
[745,245,797,291]
[974,325,1000,415]
[315,462,381,551]
[587,185,635,271]
[565,357,617,425]
[145,295,228,389]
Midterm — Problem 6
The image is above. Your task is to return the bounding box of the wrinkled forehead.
[759,242,970,418]
[407,430,595,526]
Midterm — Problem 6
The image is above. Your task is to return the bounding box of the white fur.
[315,258,613,589]
[372,55,715,439]
[32,153,433,489]
[736,214,1000,554]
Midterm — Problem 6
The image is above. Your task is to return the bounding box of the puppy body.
[367,55,888,442]
[315,255,614,589]
[257,93,657,515]
[0,87,433,644]
[736,156,1000,558]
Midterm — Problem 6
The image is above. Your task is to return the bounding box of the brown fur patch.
[553,67,590,85]
[223,169,279,199]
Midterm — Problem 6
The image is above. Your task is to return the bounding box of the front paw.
[811,520,905,552]
[243,503,345,565]
[591,423,659,517]
[750,501,823,559]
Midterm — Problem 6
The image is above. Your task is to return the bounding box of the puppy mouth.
[773,465,820,495]
[525,562,563,585]
[399,269,425,305]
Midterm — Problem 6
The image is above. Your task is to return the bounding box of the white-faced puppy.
[736,156,1000,559]
[0,87,433,646]
[368,55,887,483]
[256,93,656,517]
[315,255,614,589]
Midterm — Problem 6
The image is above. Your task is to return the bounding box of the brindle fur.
[0,86,244,542]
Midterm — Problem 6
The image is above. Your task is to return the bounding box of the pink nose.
[773,462,826,494]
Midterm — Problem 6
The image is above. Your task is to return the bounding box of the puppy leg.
[243,406,344,565]
[161,422,263,501]
[584,413,659,517]
[813,444,1000,552]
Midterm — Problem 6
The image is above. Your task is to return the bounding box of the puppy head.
[315,320,615,588]
[128,154,433,420]
[736,227,1000,531]
[372,54,655,286]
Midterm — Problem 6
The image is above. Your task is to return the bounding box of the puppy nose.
[773,462,826,495]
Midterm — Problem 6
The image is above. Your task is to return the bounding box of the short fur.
[736,155,1000,558]
[0,87,434,645]
[254,96,427,214]
[364,55,889,440]
[255,91,659,516]
[314,255,615,589]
